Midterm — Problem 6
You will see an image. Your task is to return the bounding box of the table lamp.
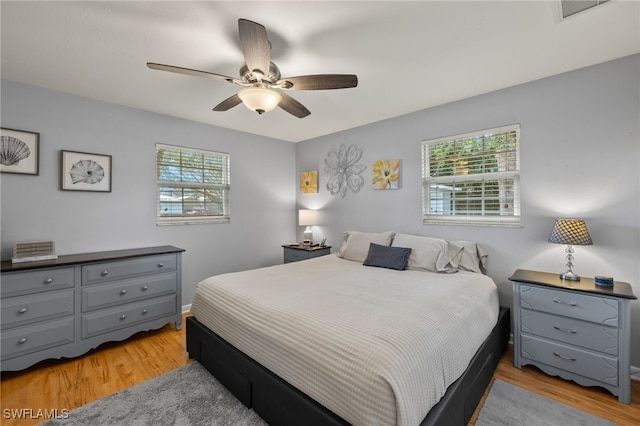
[298,209,317,245]
[548,218,592,281]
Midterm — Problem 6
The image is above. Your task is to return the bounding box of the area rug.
[42,363,617,426]
[475,379,618,426]
[41,362,266,426]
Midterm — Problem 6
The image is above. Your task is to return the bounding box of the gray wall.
[2,55,639,368]
[0,80,296,304]
[295,54,640,367]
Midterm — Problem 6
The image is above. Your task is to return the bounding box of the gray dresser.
[510,269,636,404]
[1,245,184,371]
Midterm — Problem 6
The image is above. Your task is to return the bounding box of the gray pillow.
[363,243,411,270]
[337,230,395,262]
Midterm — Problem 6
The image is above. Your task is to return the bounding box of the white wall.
[295,54,640,366]
[0,80,296,304]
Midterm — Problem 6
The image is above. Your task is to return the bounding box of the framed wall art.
[61,150,112,192]
[300,170,318,194]
[0,128,40,175]
[372,159,400,190]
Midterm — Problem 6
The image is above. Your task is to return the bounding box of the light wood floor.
[2,313,639,426]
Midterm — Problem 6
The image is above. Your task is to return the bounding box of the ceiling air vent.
[560,0,610,19]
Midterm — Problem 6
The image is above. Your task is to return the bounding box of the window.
[156,144,230,225]
[421,124,520,227]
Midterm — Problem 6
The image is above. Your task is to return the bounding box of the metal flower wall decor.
[323,144,366,198]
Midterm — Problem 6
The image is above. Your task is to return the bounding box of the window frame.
[156,143,230,226]
[421,124,521,227]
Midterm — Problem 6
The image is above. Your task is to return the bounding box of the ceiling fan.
[147,19,358,118]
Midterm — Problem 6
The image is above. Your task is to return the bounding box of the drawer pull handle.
[142,309,148,315]
[553,325,577,334]
[18,338,28,344]
[101,270,109,276]
[553,351,576,361]
[142,286,149,291]
[120,289,127,295]
[158,263,164,268]
[120,314,126,320]
[44,278,53,284]
[18,307,28,314]
[553,299,577,306]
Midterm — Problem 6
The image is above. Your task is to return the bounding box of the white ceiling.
[1,1,638,142]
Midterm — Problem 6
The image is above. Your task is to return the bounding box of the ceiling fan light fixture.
[238,85,282,114]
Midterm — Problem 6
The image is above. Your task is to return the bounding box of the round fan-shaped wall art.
[61,150,112,192]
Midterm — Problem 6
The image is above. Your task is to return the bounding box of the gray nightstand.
[509,269,636,403]
[282,244,331,263]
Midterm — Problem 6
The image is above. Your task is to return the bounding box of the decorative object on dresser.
[282,244,330,263]
[547,218,593,281]
[60,150,112,192]
[12,240,57,263]
[0,127,40,175]
[0,245,184,371]
[298,209,317,245]
[510,269,636,404]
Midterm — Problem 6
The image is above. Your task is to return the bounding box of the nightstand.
[510,269,636,403]
[282,244,331,263]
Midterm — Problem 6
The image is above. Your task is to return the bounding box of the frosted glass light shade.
[238,86,282,114]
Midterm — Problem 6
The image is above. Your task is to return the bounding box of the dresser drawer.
[82,254,177,285]
[1,267,74,298]
[81,273,177,312]
[284,249,311,263]
[1,289,74,329]
[521,309,618,356]
[521,335,618,386]
[81,294,176,338]
[520,285,618,326]
[1,317,74,360]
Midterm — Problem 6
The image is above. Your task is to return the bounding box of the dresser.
[1,245,184,371]
[510,269,636,403]
[282,244,331,263]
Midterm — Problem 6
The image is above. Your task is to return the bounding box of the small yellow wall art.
[372,159,400,190]
[301,170,318,193]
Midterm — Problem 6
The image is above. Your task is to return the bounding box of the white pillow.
[338,231,395,262]
[450,240,488,274]
[391,233,462,273]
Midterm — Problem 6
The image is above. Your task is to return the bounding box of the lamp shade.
[298,209,317,226]
[238,86,282,114]
[548,219,593,246]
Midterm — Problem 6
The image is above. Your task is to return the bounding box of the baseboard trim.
[182,303,192,314]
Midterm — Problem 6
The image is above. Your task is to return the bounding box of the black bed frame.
[186,306,510,426]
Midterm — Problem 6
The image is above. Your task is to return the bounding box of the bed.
[188,232,510,426]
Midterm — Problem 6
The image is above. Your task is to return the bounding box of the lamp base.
[560,271,581,281]
[303,226,313,245]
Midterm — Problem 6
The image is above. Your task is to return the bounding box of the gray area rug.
[42,363,618,426]
[476,379,618,426]
[41,362,266,426]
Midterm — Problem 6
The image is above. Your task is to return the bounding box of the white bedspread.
[191,254,499,426]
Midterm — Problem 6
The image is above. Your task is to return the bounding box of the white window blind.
[421,124,521,227]
[156,143,230,225]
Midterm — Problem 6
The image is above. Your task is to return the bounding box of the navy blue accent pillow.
[363,243,412,270]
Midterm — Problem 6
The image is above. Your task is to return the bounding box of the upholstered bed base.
[186,306,510,425]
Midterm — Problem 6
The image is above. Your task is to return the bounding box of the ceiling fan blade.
[238,19,271,77]
[213,94,243,111]
[147,63,243,84]
[278,92,311,118]
[275,74,358,90]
